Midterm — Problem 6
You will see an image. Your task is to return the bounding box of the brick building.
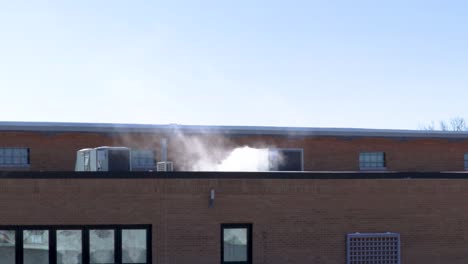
[1,121,468,172]
[0,171,467,264]
[2,122,468,264]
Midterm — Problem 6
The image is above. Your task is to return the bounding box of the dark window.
[0,225,150,264]
[107,150,130,171]
[347,233,400,264]
[359,152,386,170]
[221,224,252,264]
[0,148,29,167]
[269,149,303,171]
[131,150,156,170]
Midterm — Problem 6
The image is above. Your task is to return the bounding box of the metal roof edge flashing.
[0,171,467,179]
[1,121,468,138]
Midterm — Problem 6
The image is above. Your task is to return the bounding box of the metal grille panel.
[347,233,400,264]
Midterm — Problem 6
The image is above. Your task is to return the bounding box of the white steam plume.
[172,130,283,172]
[111,127,283,172]
[193,146,278,172]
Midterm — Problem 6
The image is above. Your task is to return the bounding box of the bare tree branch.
[421,117,468,131]
[450,117,467,131]
[439,121,448,131]
[419,121,435,131]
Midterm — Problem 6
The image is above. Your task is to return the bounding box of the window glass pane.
[0,230,15,264]
[465,154,468,169]
[223,228,247,262]
[0,148,29,165]
[131,149,155,169]
[20,149,28,156]
[122,230,147,263]
[360,152,385,168]
[364,154,370,162]
[57,230,82,264]
[90,230,114,264]
[4,149,12,156]
[24,230,49,264]
[16,149,24,156]
[4,156,12,164]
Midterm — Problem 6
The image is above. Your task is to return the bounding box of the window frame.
[0,225,151,264]
[221,223,252,264]
[121,228,149,264]
[0,147,30,168]
[269,148,304,171]
[359,151,387,171]
[130,149,156,171]
[22,227,52,264]
[0,227,19,264]
[87,225,118,264]
[55,228,83,264]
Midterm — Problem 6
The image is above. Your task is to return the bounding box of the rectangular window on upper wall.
[268,148,303,171]
[0,148,29,167]
[131,150,156,171]
[359,152,386,170]
[221,224,252,264]
[464,153,468,170]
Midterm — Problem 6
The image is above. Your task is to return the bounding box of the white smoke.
[192,146,273,171]
[193,147,270,171]
[112,127,283,172]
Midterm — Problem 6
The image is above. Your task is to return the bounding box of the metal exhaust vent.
[157,161,173,172]
[347,232,400,264]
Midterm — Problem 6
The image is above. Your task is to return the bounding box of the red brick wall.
[1,131,468,171]
[0,176,467,263]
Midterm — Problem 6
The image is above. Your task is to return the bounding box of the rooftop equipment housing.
[75,147,131,172]
[157,161,173,172]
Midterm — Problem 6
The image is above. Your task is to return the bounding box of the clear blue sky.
[1,1,467,129]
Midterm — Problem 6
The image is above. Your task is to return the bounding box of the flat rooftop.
[1,121,468,139]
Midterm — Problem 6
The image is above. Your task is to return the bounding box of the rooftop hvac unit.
[157,161,173,172]
[75,147,131,172]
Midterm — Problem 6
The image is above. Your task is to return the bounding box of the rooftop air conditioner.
[157,161,173,172]
[75,147,131,172]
